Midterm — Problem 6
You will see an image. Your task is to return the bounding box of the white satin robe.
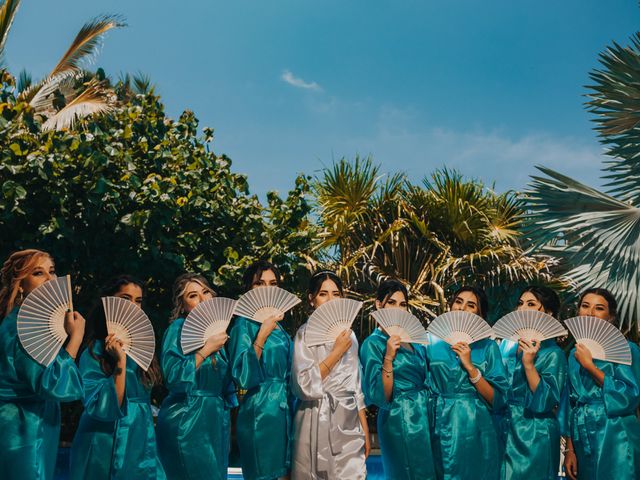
[290,324,367,480]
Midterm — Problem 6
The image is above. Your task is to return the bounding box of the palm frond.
[40,79,114,131]
[16,68,31,92]
[0,0,20,61]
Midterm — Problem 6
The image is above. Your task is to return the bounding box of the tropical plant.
[524,33,640,333]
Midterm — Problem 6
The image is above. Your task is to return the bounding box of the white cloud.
[281,70,322,91]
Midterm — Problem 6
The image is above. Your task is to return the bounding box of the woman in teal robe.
[228,260,293,480]
[69,275,165,479]
[497,286,568,480]
[427,286,508,480]
[157,273,237,480]
[0,249,85,480]
[564,288,640,480]
[361,279,436,480]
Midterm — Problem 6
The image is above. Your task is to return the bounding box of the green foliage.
[0,81,315,332]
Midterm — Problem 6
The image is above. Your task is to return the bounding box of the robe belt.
[394,385,426,400]
[128,395,150,404]
[170,389,224,399]
[572,399,604,455]
[313,391,359,473]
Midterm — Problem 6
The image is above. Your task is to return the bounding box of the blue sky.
[6,1,639,197]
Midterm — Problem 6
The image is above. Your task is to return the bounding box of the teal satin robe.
[157,318,237,480]
[361,329,436,480]
[427,335,508,480]
[228,316,293,480]
[568,341,640,480]
[0,307,83,480]
[497,339,567,480]
[69,340,165,479]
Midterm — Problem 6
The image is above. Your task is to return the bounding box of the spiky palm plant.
[525,34,640,333]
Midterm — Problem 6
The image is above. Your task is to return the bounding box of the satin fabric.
[0,307,83,480]
[228,316,293,480]
[567,341,640,480]
[157,318,237,480]
[69,340,165,479]
[290,324,367,480]
[361,328,436,480]
[426,335,508,480]
[497,339,567,480]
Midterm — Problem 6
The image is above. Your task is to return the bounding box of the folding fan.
[371,308,429,344]
[304,298,363,346]
[102,296,156,371]
[17,275,72,367]
[233,286,301,323]
[564,315,631,365]
[181,297,236,354]
[427,311,493,345]
[492,310,567,343]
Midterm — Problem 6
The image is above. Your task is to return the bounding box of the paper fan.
[427,311,493,345]
[102,296,156,371]
[17,275,72,367]
[181,297,236,354]
[371,309,429,344]
[493,310,567,343]
[233,286,301,323]
[564,316,631,365]
[304,298,363,346]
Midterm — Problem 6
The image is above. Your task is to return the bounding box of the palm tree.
[525,33,640,333]
[0,0,124,131]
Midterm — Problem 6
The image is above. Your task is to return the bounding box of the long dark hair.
[242,259,281,292]
[449,285,489,319]
[86,274,162,388]
[578,287,619,328]
[520,285,561,317]
[308,270,344,305]
[376,279,408,306]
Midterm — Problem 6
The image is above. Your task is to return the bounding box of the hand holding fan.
[17,275,73,367]
[102,296,156,371]
[181,297,236,354]
[564,316,631,365]
[427,311,493,345]
[234,286,301,323]
[304,298,363,346]
[492,310,567,343]
[371,308,429,344]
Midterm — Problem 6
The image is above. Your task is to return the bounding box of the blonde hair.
[0,249,53,318]
[169,273,215,321]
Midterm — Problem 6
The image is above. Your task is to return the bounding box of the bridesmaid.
[361,279,436,480]
[290,271,370,480]
[427,286,508,480]
[0,249,84,480]
[563,288,640,480]
[498,286,568,479]
[227,260,293,480]
[69,275,165,479]
[157,273,236,480]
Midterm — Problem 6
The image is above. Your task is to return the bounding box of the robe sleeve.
[524,348,567,414]
[482,340,509,411]
[602,361,640,417]
[360,336,389,409]
[14,340,83,402]
[79,343,128,421]
[161,320,197,393]
[228,317,264,390]
[291,325,324,401]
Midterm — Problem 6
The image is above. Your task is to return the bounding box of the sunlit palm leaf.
[0,0,20,62]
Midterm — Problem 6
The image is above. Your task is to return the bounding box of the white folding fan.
[492,310,567,343]
[17,275,73,367]
[304,298,363,346]
[233,286,301,323]
[564,315,631,365]
[181,297,236,354]
[102,296,156,371]
[371,309,429,344]
[427,310,493,345]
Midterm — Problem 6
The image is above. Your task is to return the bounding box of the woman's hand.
[519,338,540,368]
[255,312,284,346]
[105,333,126,363]
[564,450,578,480]
[332,329,353,357]
[385,335,402,361]
[64,310,86,340]
[201,331,229,357]
[451,342,474,371]
[574,343,594,369]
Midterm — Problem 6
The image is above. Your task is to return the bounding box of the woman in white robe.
[290,271,369,480]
